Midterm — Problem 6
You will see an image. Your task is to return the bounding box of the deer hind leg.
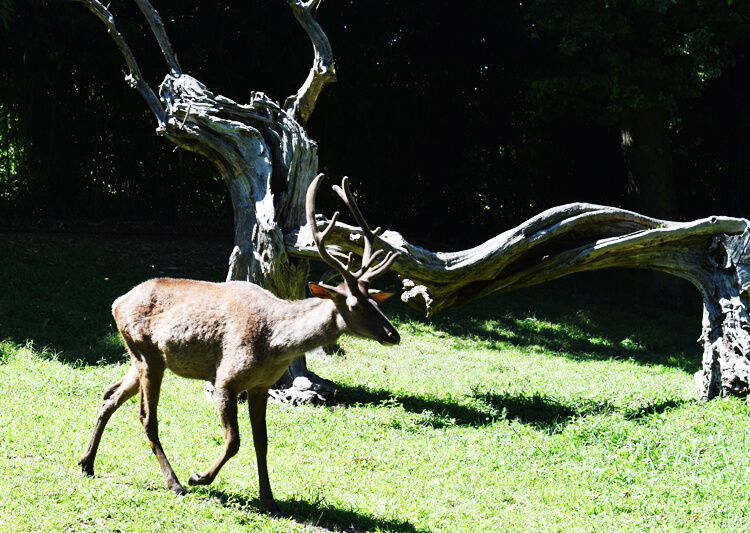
[247,388,282,518]
[188,385,240,487]
[79,363,140,476]
[136,361,186,495]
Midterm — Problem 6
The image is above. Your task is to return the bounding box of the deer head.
[306,174,401,346]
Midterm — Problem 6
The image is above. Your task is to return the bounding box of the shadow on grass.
[337,384,495,428]
[336,384,689,433]
[0,234,228,366]
[396,269,703,374]
[203,488,424,533]
[477,392,687,427]
[2,236,702,375]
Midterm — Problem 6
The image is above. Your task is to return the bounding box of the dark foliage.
[0,1,749,247]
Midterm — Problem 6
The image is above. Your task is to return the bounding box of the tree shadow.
[336,384,492,428]
[396,269,703,374]
[335,384,688,434]
[0,234,228,366]
[3,237,702,375]
[200,487,424,533]
[476,391,687,431]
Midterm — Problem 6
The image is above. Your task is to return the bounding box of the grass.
[2,233,750,532]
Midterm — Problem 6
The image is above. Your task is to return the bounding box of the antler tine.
[331,176,402,282]
[359,249,384,272]
[306,174,355,284]
[360,250,401,283]
[332,176,379,270]
[318,210,340,242]
[311,174,400,285]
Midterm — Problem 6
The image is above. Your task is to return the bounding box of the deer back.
[113,279,271,379]
[112,278,348,385]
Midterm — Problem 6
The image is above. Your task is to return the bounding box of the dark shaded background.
[1,0,748,250]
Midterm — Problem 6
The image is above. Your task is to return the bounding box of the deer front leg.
[137,363,186,495]
[247,388,282,518]
[79,364,140,476]
[188,386,240,487]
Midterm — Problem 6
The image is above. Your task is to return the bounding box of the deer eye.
[346,295,362,312]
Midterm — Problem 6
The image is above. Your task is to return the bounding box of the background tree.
[2,1,749,243]
[522,0,750,219]
[511,0,750,304]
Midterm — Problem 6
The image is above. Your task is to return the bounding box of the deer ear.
[309,282,335,300]
[370,291,395,303]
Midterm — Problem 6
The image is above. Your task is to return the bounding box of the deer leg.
[247,388,282,518]
[188,386,240,487]
[79,363,140,476]
[137,363,186,495]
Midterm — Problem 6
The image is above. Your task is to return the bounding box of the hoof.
[188,472,209,486]
[79,459,94,477]
[261,500,283,519]
[171,484,187,496]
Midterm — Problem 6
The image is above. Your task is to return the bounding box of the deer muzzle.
[379,327,400,346]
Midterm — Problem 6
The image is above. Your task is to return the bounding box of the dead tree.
[75,0,750,401]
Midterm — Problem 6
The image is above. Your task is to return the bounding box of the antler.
[306,174,399,286]
[332,177,400,282]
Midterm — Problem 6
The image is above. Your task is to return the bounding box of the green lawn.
[1,234,749,532]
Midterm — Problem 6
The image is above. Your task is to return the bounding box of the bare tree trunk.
[621,107,678,219]
[621,107,686,307]
[695,231,750,399]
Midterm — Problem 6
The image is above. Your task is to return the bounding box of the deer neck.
[268,298,343,358]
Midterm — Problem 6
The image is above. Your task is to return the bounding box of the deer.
[78,174,400,517]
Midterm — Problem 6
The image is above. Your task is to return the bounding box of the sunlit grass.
[2,235,749,532]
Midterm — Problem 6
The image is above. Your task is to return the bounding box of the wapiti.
[78,174,400,517]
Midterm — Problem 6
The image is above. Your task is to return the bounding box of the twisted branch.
[134,0,181,74]
[73,0,167,125]
[288,202,749,316]
[284,0,337,126]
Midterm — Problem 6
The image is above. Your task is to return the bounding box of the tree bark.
[621,107,678,219]
[288,203,750,400]
[695,231,750,399]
